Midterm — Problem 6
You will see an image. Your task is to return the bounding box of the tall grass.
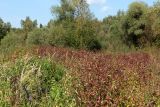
[0,55,76,107]
[0,45,160,107]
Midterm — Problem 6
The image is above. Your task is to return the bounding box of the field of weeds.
[36,46,160,107]
[1,0,160,106]
[0,46,160,107]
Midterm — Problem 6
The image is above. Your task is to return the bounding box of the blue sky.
[0,0,155,28]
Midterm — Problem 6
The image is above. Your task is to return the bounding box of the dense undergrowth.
[0,54,76,107]
[0,46,159,107]
[36,46,160,107]
[0,0,160,107]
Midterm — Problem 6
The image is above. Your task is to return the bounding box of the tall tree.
[122,2,148,47]
[154,0,160,7]
[51,0,75,21]
[21,17,37,39]
[51,0,93,21]
[72,0,93,20]
[21,17,37,33]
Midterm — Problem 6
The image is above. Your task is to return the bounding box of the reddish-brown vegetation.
[35,46,160,106]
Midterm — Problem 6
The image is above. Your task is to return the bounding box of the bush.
[66,19,103,50]
[0,32,25,53]
[87,39,102,51]
[0,56,76,107]
[46,20,103,51]
[105,34,135,52]
[26,28,48,45]
[154,36,160,47]
[0,18,11,40]
[47,24,66,46]
[26,25,67,47]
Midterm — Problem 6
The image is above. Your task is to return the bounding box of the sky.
[0,0,155,28]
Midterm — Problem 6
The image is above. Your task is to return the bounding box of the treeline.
[0,0,160,53]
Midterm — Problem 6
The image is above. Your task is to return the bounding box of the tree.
[50,0,100,50]
[0,18,11,41]
[51,0,93,21]
[72,0,93,20]
[103,16,117,32]
[102,11,129,51]
[153,0,160,7]
[51,0,75,21]
[21,17,37,36]
[21,17,37,40]
[147,1,160,46]
[122,2,148,47]
[40,24,43,28]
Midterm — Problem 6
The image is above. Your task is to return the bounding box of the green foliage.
[154,36,160,47]
[87,39,102,51]
[72,0,94,19]
[1,1,160,106]
[152,17,160,47]
[0,18,11,40]
[27,25,67,46]
[123,2,148,47]
[1,0,160,53]
[0,32,25,54]
[68,19,102,50]
[51,0,75,21]
[49,0,100,50]
[154,0,160,7]
[46,18,102,50]
[105,34,135,52]
[51,0,93,22]
[21,17,37,40]
[152,18,160,37]
[26,28,48,45]
[0,56,76,107]
[102,11,132,52]
[47,24,66,46]
[146,4,160,47]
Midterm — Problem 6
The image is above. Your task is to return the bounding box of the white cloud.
[101,6,110,12]
[87,0,106,5]
[86,0,110,13]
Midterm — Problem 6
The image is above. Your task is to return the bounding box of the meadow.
[0,0,160,107]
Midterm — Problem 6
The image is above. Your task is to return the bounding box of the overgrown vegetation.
[0,56,76,107]
[0,0,160,107]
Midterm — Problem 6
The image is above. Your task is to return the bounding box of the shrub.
[27,24,67,47]
[47,24,66,46]
[68,19,103,50]
[0,32,25,54]
[0,18,11,40]
[87,39,102,51]
[26,28,48,45]
[105,34,135,52]
[46,20,103,51]
[154,36,160,47]
[0,56,76,107]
